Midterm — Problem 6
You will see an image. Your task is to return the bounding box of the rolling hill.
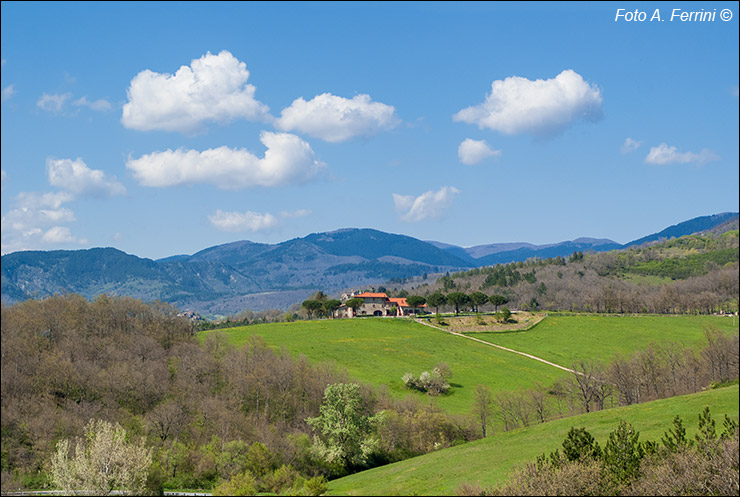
[326,385,740,496]
[198,314,737,415]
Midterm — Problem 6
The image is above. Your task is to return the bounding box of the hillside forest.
[2,291,739,495]
[404,229,739,316]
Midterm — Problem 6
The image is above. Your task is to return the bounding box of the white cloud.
[1,191,80,253]
[393,186,460,223]
[2,85,15,102]
[621,137,642,154]
[453,69,603,137]
[72,96,112,112]
[644,143,720,165]
[1,157,119,253]
[208,210,279,233]
[276,93,399,142]
[208,207,310,233]
[14,191,75,210]
[47,158,126,197]
[3,194,76,233]
[458,138,501,165]
[41,226,87,245]
[37,92,72,113]
[121,50,270,133]
[126,131,325,189]
[280,209,311,219]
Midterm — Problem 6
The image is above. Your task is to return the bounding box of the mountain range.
[2,212,737,316]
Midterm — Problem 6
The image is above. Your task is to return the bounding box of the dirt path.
[415,318,579,375]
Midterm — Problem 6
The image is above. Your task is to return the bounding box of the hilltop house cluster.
[335,291,427,318]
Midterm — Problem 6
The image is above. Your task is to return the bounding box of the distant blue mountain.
[1,228,472,315]
[2,213,737,315]
[432,212,738,264]
[624,212,739,247]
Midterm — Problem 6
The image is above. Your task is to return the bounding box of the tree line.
[467,327,739,437]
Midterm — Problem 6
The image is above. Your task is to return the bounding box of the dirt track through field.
[415,319,579,375]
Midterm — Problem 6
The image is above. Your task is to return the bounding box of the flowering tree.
[51,419,152,496]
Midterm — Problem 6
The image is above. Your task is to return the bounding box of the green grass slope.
[200,318,569,414]
[469,314,738,368]
[327,385,740,496]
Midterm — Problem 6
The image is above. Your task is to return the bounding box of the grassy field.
[200,314,738,414]
[200,318,569,414]
[326,385,740,496]
[468,313,739,368]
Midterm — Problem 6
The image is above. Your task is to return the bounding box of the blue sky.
[1,1,738,260]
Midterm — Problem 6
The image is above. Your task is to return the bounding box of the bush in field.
[403,367,451,395]
[494,307,513,323]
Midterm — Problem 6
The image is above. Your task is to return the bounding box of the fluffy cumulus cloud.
[458,138,501,165]
[621,137,642,154]
[275,93,399,142]
[47,158,126,197]
[4,192,76,231]
[37,92,72,113]
[2,157,121,253]
[453,69,603,137]
[126,131,325,189]
[0,191,84,254]
[393,186,460,223]
[121,50,270,133]
[41,226,87,244]
[208,210,279,233]
[644,143,720,165]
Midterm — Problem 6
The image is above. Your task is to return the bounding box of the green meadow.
[468,313,739,368]
[200,318,568,414]
[327,385,740,496]
[201,314,738,414]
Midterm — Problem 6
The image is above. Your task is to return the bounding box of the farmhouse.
[336,291,427,318]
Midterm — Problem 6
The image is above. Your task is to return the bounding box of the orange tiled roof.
[388,297,426,307]
[354,292,389,298]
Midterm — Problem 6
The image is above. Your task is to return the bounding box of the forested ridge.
[415,230,739,315]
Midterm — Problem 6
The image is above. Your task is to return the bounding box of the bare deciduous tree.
[471,384,493,437]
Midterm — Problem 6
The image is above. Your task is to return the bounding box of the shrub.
[402,368,450,395]
[212,470,256,496]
